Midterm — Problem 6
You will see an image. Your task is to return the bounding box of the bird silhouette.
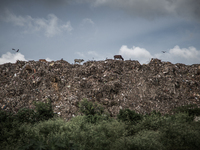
[162,51,166,53]
[12,48,19,52]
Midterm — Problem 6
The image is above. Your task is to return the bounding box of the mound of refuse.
[1,58,200,120]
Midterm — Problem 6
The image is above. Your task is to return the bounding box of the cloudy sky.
[0,0,200,65]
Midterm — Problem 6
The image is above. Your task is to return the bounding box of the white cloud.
[1,10,73,37]
[155,45,200,64]
[88,51,99,57]
[46,57,52,62]
[119,45,152,64]
[119,45,200,65]
[82,18,95,25]
[76,51,111,60]
[75,52,85,58]
[0,52,27,64]
[61,21,73,32]
[169,45,199,59]
[87,51,112,60]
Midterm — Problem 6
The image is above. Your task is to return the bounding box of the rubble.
[0,58,200,120]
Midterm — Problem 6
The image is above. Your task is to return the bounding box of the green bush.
[139,111,165,130]
[17,118,72,150]
[125,110,166,136]
[0,110,14,131]
[152,112,200,150]
[65,116,126,150]
[16,116,125,150]
[122,130,164,150]
[172,104,200,118]
[14,108,37,124]
[0,98,56,149]
[0,110,16,147]
[79,98,104,116]
[150,110,162,116]
[117,108,143,124]
[160,121,200,150]
[2,100,200,150]
[14,98,55,125]
[168,112,194,124]
[33,98,55,122]
[79,98,108,124]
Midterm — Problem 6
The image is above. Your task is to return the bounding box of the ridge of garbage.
[0,58,200,120]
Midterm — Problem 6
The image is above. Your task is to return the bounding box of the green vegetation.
[78,98,110,124]
[1,98,200,150]
[117,108,143,124]
[172,104,200,118]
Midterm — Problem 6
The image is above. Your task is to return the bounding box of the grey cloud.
[82,18,95,25]
[85,0,200,21]
[1,11,73,37]
[169,0,200,21]
[1,0,199,21]
[0,0,71,10]
[38,0,72,7]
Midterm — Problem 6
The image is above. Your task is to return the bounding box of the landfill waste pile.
[0,58,200,121]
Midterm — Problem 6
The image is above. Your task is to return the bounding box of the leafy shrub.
[126,110,193,137]
[117,108,143,124]
[33,98,55,122]
[168,112,194,124]
[172,104,200,118]
[17,118,72,150]
[0,98,56,149]
[160,120,200,150]
[79,98,104,116]
[0,110,14,130]
[79,98,107,123]
[0,109,33,146]
[139,110,164,130]
[14,108,37,124]
[150,110,162,116]
[124,130,164,150]
[125,110,166,136]
[18,116,124,150]
[0,110,16,147]
[65,116,126,150]
[11,98,55,125]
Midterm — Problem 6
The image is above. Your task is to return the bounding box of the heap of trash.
[0,58,200,121]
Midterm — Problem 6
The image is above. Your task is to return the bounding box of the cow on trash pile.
[114,55,124,61]
[39,59,47,63]
[74,59,84,64]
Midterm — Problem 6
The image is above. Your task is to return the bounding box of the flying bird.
[12,48,19,52]
[162,51,166,53]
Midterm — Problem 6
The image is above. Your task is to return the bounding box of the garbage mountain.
[1,58,200,120]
